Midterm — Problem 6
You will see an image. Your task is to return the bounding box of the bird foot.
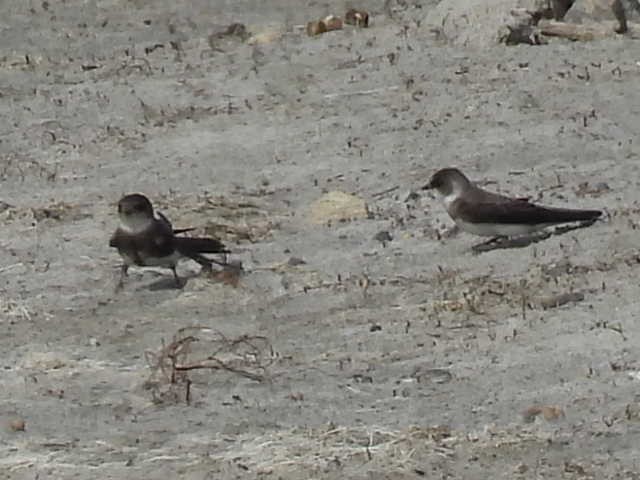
[471,236,507,253]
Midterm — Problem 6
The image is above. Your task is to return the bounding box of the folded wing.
[453,198,602,225]
[174,236,228,255]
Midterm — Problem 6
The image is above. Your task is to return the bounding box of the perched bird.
[423,168,602,248]
[109,193,228,289]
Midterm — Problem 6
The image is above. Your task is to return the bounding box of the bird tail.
[544,207,602,223]
[174,236,228,255]
[173,227,196,235]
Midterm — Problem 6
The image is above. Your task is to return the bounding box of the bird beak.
[421,182,433,190]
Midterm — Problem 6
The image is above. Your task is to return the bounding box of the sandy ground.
[2,0,640,478]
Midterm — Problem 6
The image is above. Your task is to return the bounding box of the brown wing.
[140,220,177,258]
[468,185,530,204]
[157,211,198,235]
[174,236,228,254]
[452,198,601,225]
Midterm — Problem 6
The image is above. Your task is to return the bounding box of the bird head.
[117,193,154,233]
[422,168,472,198]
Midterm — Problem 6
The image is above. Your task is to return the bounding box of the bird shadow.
[145,274,191,291]
[471,219,599,254]
[144,261,243,291]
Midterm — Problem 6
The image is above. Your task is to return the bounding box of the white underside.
[119,214,156,234]
[454,218,550,237]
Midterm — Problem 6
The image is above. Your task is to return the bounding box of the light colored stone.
[21,352,68,370]
[8,418,26,432]
[309,191,368,225]
[247,27,283,45]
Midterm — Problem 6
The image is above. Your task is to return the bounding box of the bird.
[422,168,602,248]
[109,193,228,289]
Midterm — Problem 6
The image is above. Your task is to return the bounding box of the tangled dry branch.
[144,326,275,404]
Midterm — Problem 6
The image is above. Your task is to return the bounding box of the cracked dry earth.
[2,0,640,479]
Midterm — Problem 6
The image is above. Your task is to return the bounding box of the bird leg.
[171,266,183,288]
[115,264,129,291]
[211,253,229,267]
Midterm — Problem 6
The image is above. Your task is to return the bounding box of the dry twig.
[144,326,274,403]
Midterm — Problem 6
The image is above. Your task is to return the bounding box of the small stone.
[345,9,370,27]
[209,23,249,44]
[514,464,528,474]
[322,15,343,31]
[404,191,420,202]
[306,20,327,36]
[9,418,25,432]
[247,28,282,45]
[541,405,565,421]
[287,257,306,266]
[374,230,393,243]
[522,405,565,423]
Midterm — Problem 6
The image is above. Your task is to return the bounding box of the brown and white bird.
[109,193,228,289]
[423,168,602,245]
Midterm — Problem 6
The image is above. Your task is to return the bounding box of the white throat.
[119,214,154,234]
[439,186,464,209]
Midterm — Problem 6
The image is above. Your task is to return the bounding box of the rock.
[306,20,327,36]
[309,191,368,225]
[538,291,585,309]
[307,15,344,36]
[522,404,566,423]
[424,0,551,47]
[8,418,26,432]
[373,230,393,244]
[208,23,250,48]
[345,9,370,27]
[0,200,12,213]
[247,27,282,45]
[21,352,67,370]
[287,256,307,266]
[323,15,343,31]
[404,191,420,202]
[424,0,638,46]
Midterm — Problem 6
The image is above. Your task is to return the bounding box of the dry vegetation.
[2,0,640,479]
